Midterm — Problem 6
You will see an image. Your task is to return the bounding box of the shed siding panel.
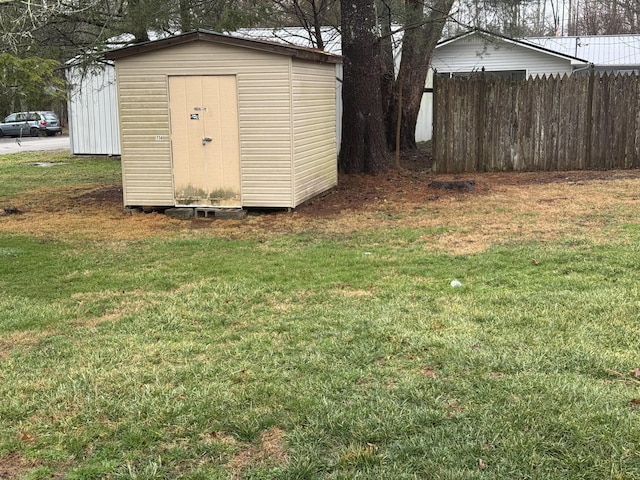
[67,65,121,155]
[432,35,574,77]
[115,68,173,205]
[291,60,338,206]
[116,41,293,207]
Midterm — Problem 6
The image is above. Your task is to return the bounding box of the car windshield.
[4,114,16,122]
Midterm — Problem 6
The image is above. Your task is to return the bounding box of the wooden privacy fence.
[433,72,640,173]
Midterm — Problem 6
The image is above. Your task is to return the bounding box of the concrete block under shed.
[165,208,194,219]
[194,208,247,220]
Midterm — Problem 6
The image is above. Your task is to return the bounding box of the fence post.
[585,64,595,169]
[432,69,438,172]
[476,68,486,172]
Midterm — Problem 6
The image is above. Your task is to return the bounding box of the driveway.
[0,134,70,155]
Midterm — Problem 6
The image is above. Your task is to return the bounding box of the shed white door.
[169,75,241,207]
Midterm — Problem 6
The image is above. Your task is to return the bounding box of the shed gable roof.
[105,29,341,64]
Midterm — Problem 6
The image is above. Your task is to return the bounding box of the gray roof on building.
[525,35,640,66]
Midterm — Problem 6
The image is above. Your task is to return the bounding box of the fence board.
[433,72,640,173]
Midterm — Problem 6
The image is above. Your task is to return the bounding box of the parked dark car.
[0,111,62,137]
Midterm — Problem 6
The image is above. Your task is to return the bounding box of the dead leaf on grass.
[375,357,387,367]
[478,458,488,470]
[422,367,438,378]
[630,368,640,378]
[630,399,640,408]
[18,431,36,444]
[446,401,463,417]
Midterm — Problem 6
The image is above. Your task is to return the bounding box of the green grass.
[0,151,120,201]
[1,152,640,478]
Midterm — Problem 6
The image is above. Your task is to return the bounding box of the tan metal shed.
[105,30,341,209]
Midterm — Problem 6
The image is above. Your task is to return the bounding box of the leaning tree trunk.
[389,0,454,150]
[339,0,390,173]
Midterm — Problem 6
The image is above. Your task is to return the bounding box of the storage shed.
[105,30,341,209]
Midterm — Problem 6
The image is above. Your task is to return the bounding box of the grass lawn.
[1,151,640,479]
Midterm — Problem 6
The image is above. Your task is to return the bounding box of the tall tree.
[389,0,455,150]
[443,0,553,38]
[576,0,640,33]
[0,53,66,115]
[339,0,390,173]
[378,0,402,152]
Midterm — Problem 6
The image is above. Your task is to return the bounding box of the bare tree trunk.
[179,0,192,31]
[378,1,396,150]
[388,0,454,150]
[339,0,390,173]
[127,0,151,43]
[273,0,341,49]
[311,1,326,49]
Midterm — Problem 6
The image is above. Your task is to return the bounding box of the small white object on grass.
[450,279,463,287]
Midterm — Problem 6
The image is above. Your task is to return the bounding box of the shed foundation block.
[165,208,195,219]
[194,208,247,220]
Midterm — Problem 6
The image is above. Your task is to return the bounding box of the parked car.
[37,111,63,136]
[0,111,62,137]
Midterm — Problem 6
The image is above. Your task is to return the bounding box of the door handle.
[202,137,213,145]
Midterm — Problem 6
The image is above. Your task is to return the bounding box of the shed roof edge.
[105,29,342,64]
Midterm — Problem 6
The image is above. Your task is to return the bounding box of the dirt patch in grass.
[72,185,123,204]
[0,330,54,362]
[69,290,155,327]
[1,157,639,253]
[226,428,288,479]
[294,167,640,217]
[0,451,37,479]
[260,167,640,253]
